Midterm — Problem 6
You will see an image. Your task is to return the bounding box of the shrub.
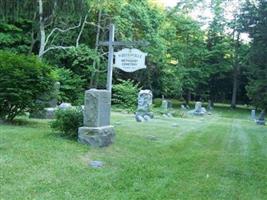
[0,51,55,121]
[50,107,83,138]
[112,79,140,112]
[53,68,85,105]
[57,45,100,84]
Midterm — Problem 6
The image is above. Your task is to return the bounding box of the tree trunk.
[231,32,240,109]
[186,91,191,105]
[90,9,102,88]
[231,67,239,108]
[38,0,45,58]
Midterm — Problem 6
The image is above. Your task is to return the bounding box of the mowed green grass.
[0,109,267,200]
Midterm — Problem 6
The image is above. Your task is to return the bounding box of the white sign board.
[114,48,147,72]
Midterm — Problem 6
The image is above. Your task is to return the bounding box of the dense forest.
[0,0,266,110]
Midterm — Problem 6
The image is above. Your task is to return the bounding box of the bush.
[57,45,100,84]
[0,51,55,121]
[112,79,140,112]
[53,68,85,105]
[50,107,83,138]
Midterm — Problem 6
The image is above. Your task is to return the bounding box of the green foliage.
[240,0,267,110]
[50,107,83,138]
[0,20,32,54]
[0,51,55,121]
[112,79,140,111]
[53,68,85,105]
[0,0,259,105]
[58,45,100,84]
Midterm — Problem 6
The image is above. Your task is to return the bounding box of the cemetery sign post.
[78,24,149,147]
[98,24,149,92]
[114,48,147,72]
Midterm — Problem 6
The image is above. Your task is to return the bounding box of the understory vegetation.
[50,107,83,138]
[0,0,266,112]
[0,51,55,121]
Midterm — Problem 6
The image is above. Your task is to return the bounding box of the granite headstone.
[78,89,115,147]
[256,110,265,125]
[135,90,153,122]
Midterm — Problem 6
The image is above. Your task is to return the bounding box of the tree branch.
[42,46,74,55]
[76,15,88,47]
[45,17,82,46]
[84,21,105,30]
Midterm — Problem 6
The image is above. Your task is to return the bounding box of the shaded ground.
[0,109,266,199]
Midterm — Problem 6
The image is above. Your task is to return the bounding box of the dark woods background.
[0,0,266,109]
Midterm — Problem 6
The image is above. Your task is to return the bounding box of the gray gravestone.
[251,109,256,121]
[161,100,168,114]
[30,81,60,119]
[207,100,213,111]
[181,104,187,110]
[167,101,172,109]
[59,102,72,110]
[188,101,207,116]
[195,102,202,112]
[48,81,60,107]
[78,89,115,147]
[256,110,265,125]
[90,160,104,168]
[135,90,153,122]
[161,100,172,117]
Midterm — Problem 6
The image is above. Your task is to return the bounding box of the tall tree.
[205,0,232,103]
[240,0,267,110]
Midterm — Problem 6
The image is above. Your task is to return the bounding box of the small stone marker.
[161,99,172,117]
[145,135,158,141]
[135,90,154,122]
[90,160,104,168]
[181,104,187,110]
[58,102,72,110]
[251,109,256,121]
[48,81,60,107]
[30,81,61,119]
[207,100,213,111]
[172,123,179,127]
[167,101,172,109]
[78,89,115,147]
[256,110,265,125]
[161,100,168,114]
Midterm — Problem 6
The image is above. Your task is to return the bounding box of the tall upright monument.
[78,89,115,147]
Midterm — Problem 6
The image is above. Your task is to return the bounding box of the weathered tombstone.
[195,102,202,112]
[256,110,265,125]
[251,109,256,121]
[48,82,60,107]
[135,90,153,122]
[161,100,168,114]
[58,102,72,110]
[30,81,60,119]
[181,104,187,110]
[167,101,172,109]
[188,101,207,116]
[161,100,173,117]
[207,100,213,111]
[78,89,115,147]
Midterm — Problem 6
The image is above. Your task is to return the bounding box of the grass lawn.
[0,109,267,199]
